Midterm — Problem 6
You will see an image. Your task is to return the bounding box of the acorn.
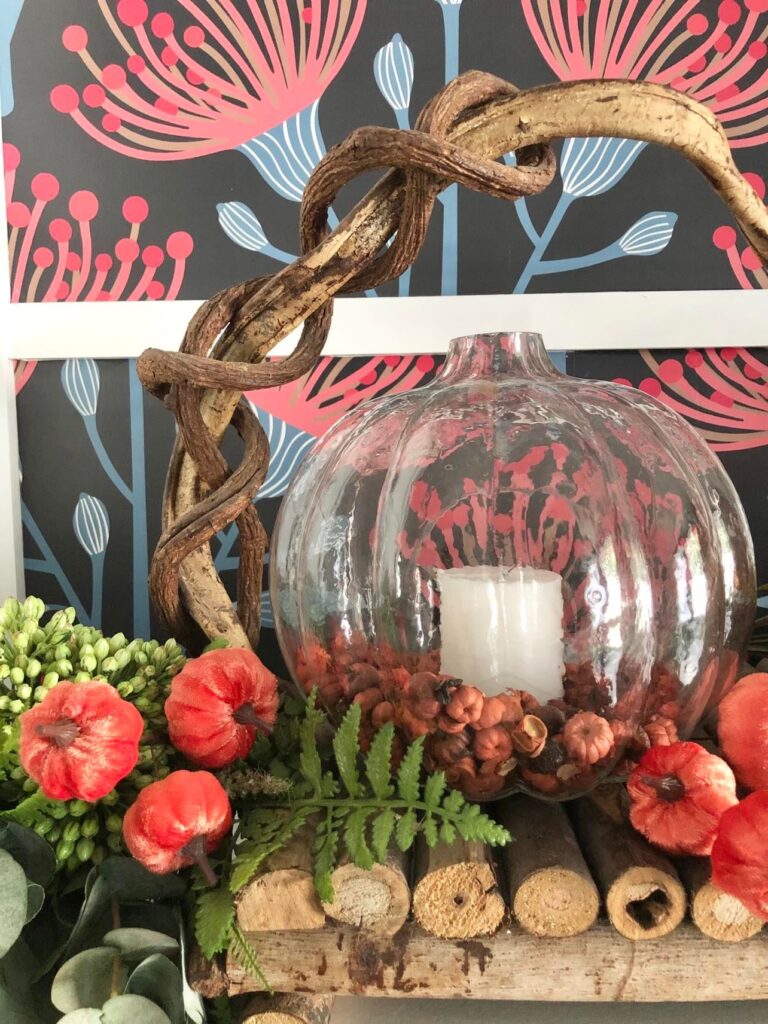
[526,739,567,774]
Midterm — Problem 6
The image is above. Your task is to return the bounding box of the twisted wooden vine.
[136,72,768,653]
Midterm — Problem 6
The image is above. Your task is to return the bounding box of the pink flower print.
[628,348,768,451]
[5,142,193,304]
[51,0,367,161]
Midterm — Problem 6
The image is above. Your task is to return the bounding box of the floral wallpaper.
[3,1,768,648]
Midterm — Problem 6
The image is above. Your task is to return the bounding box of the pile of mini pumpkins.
[626,673,768,921]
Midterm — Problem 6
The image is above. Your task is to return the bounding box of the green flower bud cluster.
[0,597,186,872]
[32,789,125,869]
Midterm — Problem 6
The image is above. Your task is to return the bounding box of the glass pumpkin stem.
[233,703,273,734]
[641,773,685,803]
[181,834,218,887]
[34,718,79,747]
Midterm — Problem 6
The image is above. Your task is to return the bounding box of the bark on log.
[186,945,228,999]
[321,848,410,936]
[236,825,325,932]
[678,857,764,943]
[570,794,686,940]
[241,995,334,1024]
[496,795,599,937]
[412,837,505,939]
[226,922,768,1000]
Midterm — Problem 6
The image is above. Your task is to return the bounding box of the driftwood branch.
[137,73,768,648]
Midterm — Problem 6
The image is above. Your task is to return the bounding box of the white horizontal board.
[5,289,768,360]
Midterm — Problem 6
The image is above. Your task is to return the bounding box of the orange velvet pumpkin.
[711,791,768,921]
[718,673,768,791]
[165,647,278,768]
[628,741,738,856]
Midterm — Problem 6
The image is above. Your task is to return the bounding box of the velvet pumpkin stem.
[34,718,79,747]
[641,774,685,803]
[182,835,219,887]
[233,703,273,733]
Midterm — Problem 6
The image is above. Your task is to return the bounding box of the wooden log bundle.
[219,792,765,1008]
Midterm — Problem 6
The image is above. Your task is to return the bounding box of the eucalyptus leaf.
[24,882,45,924]
[63,876,114,959]
[101,993,172,1024]
[0,849,28,958]
[0,823,56,888]
[58,1011,103,1024]
[103,928,179,962]
[126,954,184,1024]
[51,947,127,1013]
[0,978,48,1024]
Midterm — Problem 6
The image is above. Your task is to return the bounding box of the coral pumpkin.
[628,742,738,856]
[717,673,768,791]
[165,647,278,768]
[562,711,614,765]
[19,680,143,801]
[711,791,768,921]
[123,770,232,882]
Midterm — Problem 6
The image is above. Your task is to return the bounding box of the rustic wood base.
[226,923,767,1001]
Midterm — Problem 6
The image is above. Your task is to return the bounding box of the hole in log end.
[608,868,686,941]
[626,887,670,931]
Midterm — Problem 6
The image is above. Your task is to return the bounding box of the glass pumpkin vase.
[271,332,755,800]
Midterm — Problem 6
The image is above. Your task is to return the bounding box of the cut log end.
[513,866,600,938]
[322,859,410,936]
[241,994,334,1024]
[497,795,599,938]
[413,856,505,939]
[606,866,686,941]
[694,887,764,943]
[237,868,326,932]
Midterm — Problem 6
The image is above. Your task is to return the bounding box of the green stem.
[232,922,273,995]
[110,898,122,998]
[262,797,490,832]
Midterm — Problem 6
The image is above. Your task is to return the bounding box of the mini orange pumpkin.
[562,711,613,765]
[473,725,513,763]
[443,685,484,727]
[717,673,768,791]
[628,741,738,856]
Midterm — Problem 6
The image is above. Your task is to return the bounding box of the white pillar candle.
[437,566,565,701]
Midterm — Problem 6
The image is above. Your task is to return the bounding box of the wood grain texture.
[322,849,411,936]
[412,838,505,939]
[225,922,768,1000]
[241,994,334,1024]
[137,73,768,651]
[236,824,326,932]
[496,795,599,937]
